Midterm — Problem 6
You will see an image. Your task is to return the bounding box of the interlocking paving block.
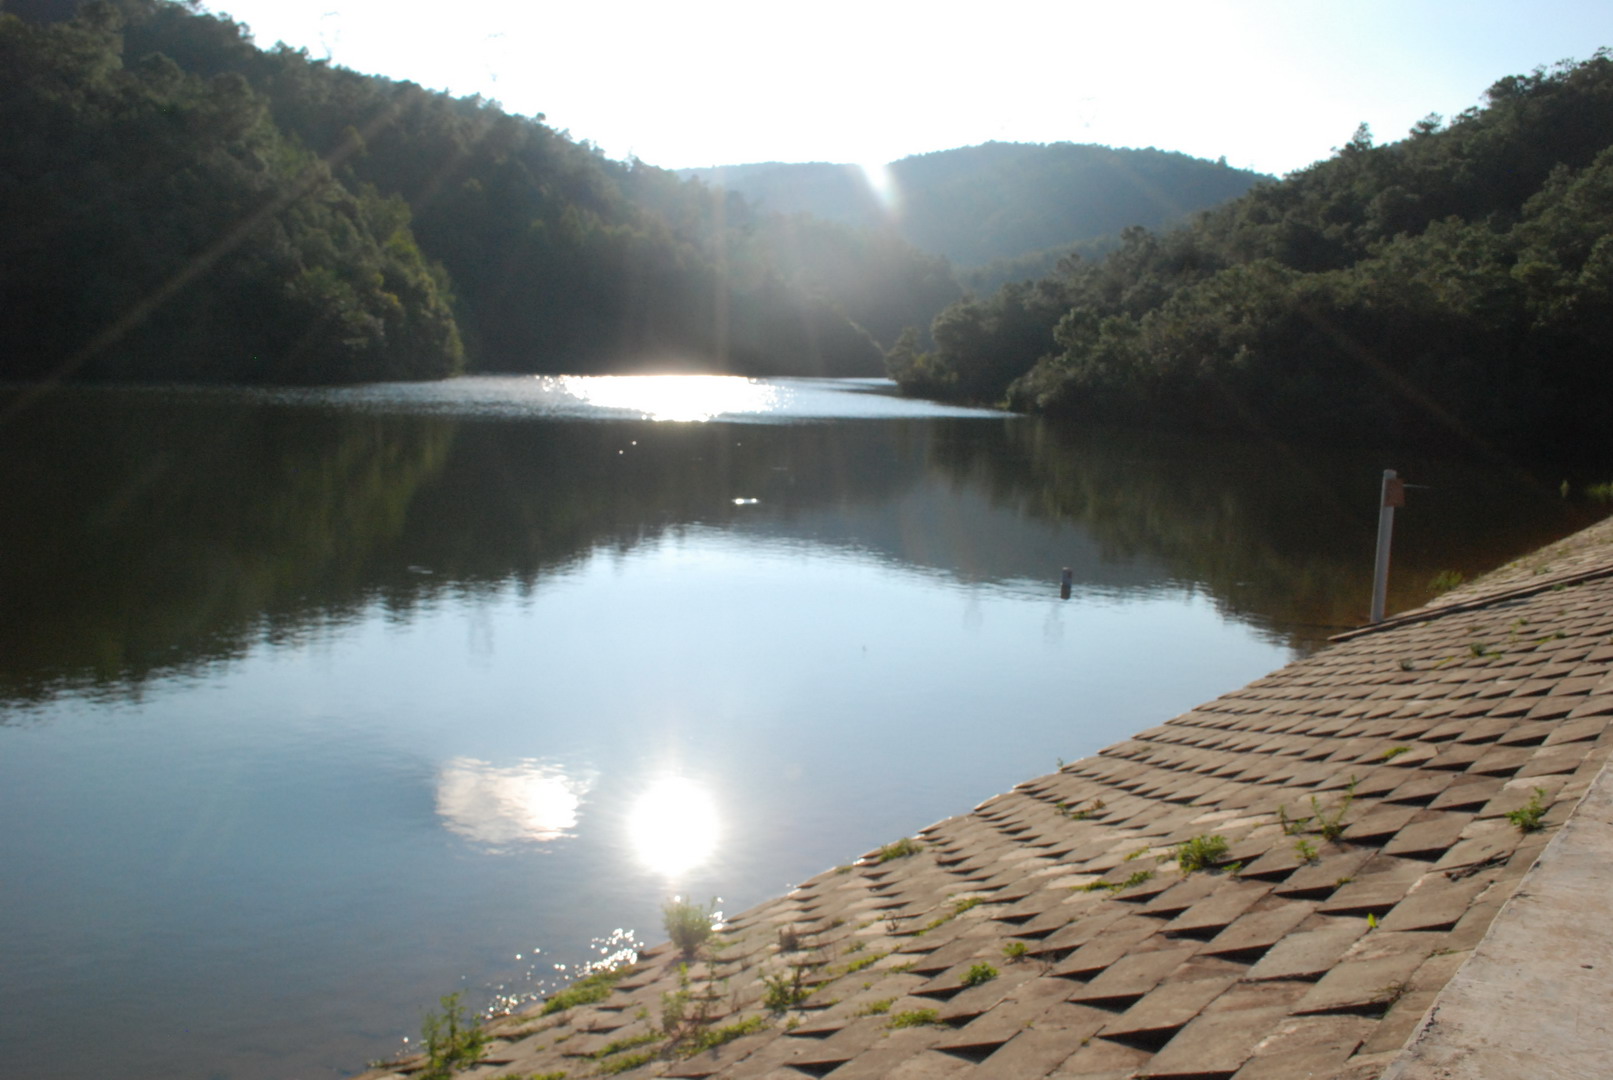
[970,1027,1108,1079]
[1201,783,1268,810]
[1227,1014,1376,1079]
[1139,872,1224,918]
[1269,846,1361,891]
[1049,918,1165,979]
[1522,695,1582,721]
[909,928,1006,980]
[1477,774,1568,820]
[1377,873,1494,933]
[1204,898,1319,957]
[1095,975,1237,1039]
[1358,987,1439,1055]
[1381,811,1472,859]
[1566,693,1613,718]
[1037,904,1134,953]
[1318,856,1429,915]
[863,1048,976,1080]
[1352,763,1421,798]
[782,1010,851,1040]
[664,1028,777,1076]
[1381,770,1454,806]
[1436,891,1509,953]
[1341,803,1421,843]
[1467,744,1535,776]
[1067,944,1200,1004]
[925,962,1038,1013]
[1542,714,1611,745]
[1424,742,1488,771]
[1162,879,1272,939]
[825,980,925,1025]
[1140,996,1298,1077]
[1451,717,1515,744]
[1293,931,1443,1014]
[1423,719,1471,742]
[1003,974,1089,1013]
[1245,920,1369,982]
[1405,947,1469,994]
[1168,953,1249,984]
[993,889,1078,927]
[784,1016,889,1069]
[1237,841,1307,880]
[1044,1035,1153,1077]
[1031,1000,1124,1036]
[896,939,968,970]
[702,1029,818,1076]
[932,1000,1053,1055]
[1426,774,1503,811]
[1515,741,1595,777]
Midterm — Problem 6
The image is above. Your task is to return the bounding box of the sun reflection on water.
[628,776,720,877]
[549,374,782,421]
[435,758,592,851]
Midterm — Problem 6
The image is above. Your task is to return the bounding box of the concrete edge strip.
[1379,755,1613,1080]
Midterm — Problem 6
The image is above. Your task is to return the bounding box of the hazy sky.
[202,0,1612,176]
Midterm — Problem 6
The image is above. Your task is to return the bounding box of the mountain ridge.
[682,142,1271,269]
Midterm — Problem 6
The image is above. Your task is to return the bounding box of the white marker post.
[1370,469,1406,623]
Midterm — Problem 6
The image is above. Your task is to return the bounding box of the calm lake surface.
[1,376,1605,1080]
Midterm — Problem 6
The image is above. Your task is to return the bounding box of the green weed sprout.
[664,896,718,959]
[419,992,489,1080]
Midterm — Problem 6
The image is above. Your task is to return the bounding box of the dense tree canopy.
[1,0,962,383]
[892,52,1613,453]
[0,1,464,381]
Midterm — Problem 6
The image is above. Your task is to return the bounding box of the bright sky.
[202,0,1613,177]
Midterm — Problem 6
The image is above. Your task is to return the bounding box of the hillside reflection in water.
[0,378,1604,1080]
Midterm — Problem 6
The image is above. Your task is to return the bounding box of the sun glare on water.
[552,374,781,421]
[628,776,720,877]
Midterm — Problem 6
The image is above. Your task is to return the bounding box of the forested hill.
[0,0,960,384]
[683,144,1269,273]
[888,52,1613,454]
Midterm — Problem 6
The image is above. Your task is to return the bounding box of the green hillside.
[889,52,1613,454]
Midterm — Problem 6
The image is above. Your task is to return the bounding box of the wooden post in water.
[1060,567,1073,600]
[1370,469,1405,623]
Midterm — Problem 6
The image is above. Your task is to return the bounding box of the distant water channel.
[1,376,1605,1080]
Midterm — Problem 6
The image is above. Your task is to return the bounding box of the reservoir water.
[0,376,1602,1080]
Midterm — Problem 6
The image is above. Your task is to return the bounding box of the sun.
[858,158,900,216]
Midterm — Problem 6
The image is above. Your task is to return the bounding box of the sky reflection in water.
[435,758,593,850]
